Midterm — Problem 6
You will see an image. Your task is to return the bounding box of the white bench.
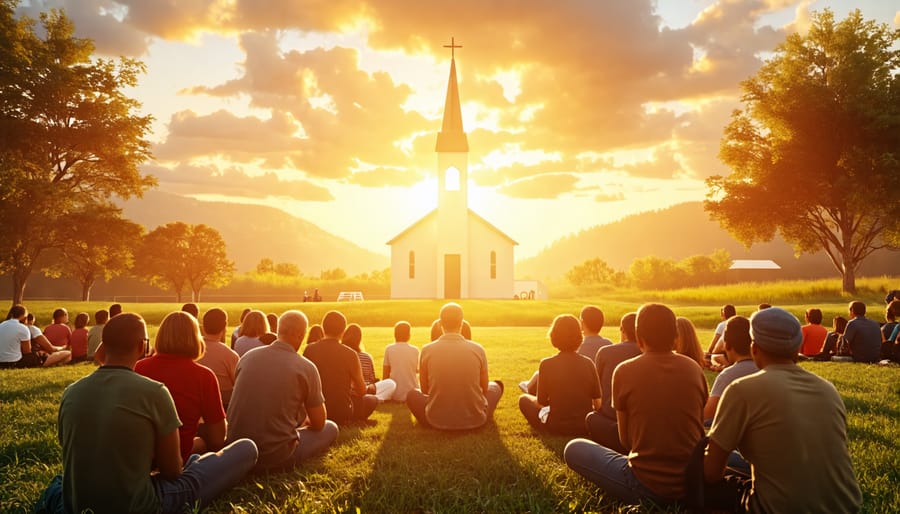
[336,291,364,301]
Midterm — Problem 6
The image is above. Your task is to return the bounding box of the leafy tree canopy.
[705,9,900,293]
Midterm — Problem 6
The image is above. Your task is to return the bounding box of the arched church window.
[409,251,415,279]
[445,166,460,191]
[490,250,497,279]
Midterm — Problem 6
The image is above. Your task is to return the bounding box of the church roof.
[386,208,518,245]
[435,58,469,152]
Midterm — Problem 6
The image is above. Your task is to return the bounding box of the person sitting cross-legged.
[564,303,708,507]
[704,307,862,513]
[342,323,396,402]
[303,310,377,425]
[35,313,258,514]
[407,303,503,430]
[703,316,758,425]
[226,310,338,472]
[583,312,640,453]
[519,314,601,436]
[382,321,420,402]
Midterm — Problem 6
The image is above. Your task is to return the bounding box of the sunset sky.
[17,1,900,260]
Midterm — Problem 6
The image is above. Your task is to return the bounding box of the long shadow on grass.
[359,403,562,513]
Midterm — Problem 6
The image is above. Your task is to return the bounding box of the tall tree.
[0,3,154,303]
[44,206,144,301]
[137,222,233,302]
[185,224,234,301]
[705,9,900,293]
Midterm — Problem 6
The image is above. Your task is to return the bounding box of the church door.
[444,254,461,299]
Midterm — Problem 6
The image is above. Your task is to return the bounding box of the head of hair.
[6,305,26,321]
[620,312,637,342]
[636,303,677,352]
[108,303,122,317]
[202,308,228,336]
[580,305,604,333]
[306,323,324,345]
[833,316,848,334]
[259,332,277,345]
[239,307,251,322]
[322,310,347,337]
[342,323,363,352]
[439,303,464,333]
[461,320,472,339]
[94,309,109,324]
[155,311,205,360]
[430,319,442,341]
[549,314,582,351]
[52,308,67,322]
[674,316,704,365]
[394,321,411,342]
[757,303,771,311]
[240,310,269,338]
[849,301,866,316]
[722,304,736,318]
[101,313,146,357]
[805,308,823,325]
[25,313,35,324]
[266,313,278,333]
[180,303,199,318]
[74,312,89,329]
[724,316,752,355]
[886,300,900,322]
[277,310,308,342]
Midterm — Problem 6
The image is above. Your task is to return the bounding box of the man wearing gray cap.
[704,307,861,513]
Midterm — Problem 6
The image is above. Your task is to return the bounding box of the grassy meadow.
[2,277,900,512]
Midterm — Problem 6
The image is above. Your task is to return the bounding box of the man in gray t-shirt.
[227,310,338,471]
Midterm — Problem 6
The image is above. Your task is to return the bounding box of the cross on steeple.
[443,37,462,60]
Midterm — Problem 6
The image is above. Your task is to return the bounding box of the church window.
[490,251,497,279]
[445,166,460,191]
[409,251,415,279]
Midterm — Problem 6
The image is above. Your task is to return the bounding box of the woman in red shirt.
[135,311,226,461]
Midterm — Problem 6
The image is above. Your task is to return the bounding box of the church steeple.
[435,38,468,152]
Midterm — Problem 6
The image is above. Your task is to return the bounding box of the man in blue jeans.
[564,303,707,506]
[36,313,258,514]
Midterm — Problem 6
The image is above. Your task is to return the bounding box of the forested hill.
[120,191,389,275]
[516,201,900,280]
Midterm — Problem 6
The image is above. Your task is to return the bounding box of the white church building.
[388,43,517,299]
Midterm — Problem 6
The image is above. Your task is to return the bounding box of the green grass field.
[2,283,900,512]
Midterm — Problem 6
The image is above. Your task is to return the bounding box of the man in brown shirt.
[564,303,708,506]
[303,310,377,425]
[406,303,503,430]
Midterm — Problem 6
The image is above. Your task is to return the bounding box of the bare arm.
[419,354,429,393]
[307,403,327,431]
[155,429,183,480]
[350,358,367,396]
[591,397,602,410]
[203,419,226,452]
[33,335,63,353]
[19,338,31,355]
[703,396,720,421]
[704,439,730,484]
[382,364,391,380]
[707,333,721,354]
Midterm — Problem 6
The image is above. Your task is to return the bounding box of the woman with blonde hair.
[674,316,705,368]
[135,311,227,461]
[233,310,269,357]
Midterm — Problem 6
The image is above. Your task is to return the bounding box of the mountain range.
[516,201,899,280]
[119,191,389,275]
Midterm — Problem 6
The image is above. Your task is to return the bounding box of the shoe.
[494,380,504,394]
[518,381,529,394]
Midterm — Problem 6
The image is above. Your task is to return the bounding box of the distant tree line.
[566,250,732,290]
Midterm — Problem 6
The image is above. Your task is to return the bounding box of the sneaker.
[518,381,529,394]
[494,380,504,394]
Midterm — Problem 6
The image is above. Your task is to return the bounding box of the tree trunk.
[81,281,93,302]
[11,274,27,305]
[192,289,201,302]
[841,256,857,294]
[175,290,183,302]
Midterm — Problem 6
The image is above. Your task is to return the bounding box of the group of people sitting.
[5,297,872,513]
[0,305,117,369]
